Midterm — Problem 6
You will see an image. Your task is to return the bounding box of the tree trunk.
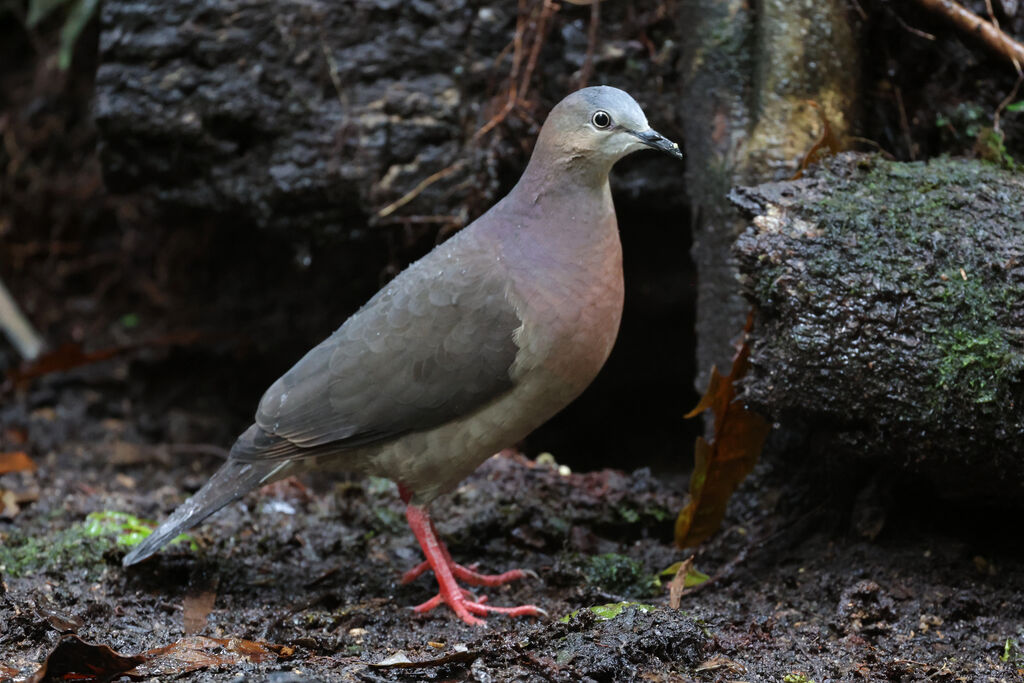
[677,0,860,387]
[732,153,1024,502]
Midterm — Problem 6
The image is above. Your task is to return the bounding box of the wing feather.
[234,231,521,461]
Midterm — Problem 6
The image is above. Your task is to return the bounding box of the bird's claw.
[411,590,544,626]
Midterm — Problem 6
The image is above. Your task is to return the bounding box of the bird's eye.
[591,110,612,129]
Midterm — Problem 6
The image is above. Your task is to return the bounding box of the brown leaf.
[128,637,291,676]
[668,556,694,609]
[676,312,770,548]
[26,635,146,683]
[0,451,36,475]
[26,634,292,681]
[37,608,83,634]
[183,571,219,635]
[3,426,28,444]
[6,332,203,386]
[792,100,842,180]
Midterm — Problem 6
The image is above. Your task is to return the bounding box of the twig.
[912,0,1024,70]
[994,72,1024,133]
[380,215,464,226]
[577,0,601,89]
[893,12,937,41]
[518,0,557,109]
[473,0,558,141]
[473,0,529,140]
[376,161,466,218]
[0,278,44,360]
[985,0,1023,74]
[894,85,915,160]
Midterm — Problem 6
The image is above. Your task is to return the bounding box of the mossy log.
[732,153,1024,501]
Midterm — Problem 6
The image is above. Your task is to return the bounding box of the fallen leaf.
[676,312,770,548]
[183,571,219,635]
[668,556,693,609]
[665,556,710,608]
[696,655,747,675]
[6,332,203,387]
[3,426,28,444]
[26,635,146,683]
[0,451,36,475]
[792,100,842,179]
[37,607,83,634]
[118,636,288,676]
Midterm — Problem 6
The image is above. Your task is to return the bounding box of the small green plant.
[659,560,710,587]
[974,127,1019,171]
[1001,637,1022,664]
[26,0,100,70]
[559,602,655,623]
[84,511,196,550]
[582,553,661,597]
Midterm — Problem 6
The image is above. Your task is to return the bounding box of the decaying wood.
[732,153,1024,501]
[94,0,685,236]
[676,0,860,388]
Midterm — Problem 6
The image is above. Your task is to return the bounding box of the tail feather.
[122,458,288,566]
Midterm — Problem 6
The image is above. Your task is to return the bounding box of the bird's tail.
[122,458,289,566]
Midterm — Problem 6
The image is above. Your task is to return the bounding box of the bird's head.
[532,86,682,180]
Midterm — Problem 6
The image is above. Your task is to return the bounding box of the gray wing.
[232,235,521,461]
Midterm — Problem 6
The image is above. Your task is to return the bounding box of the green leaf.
[1007,101,1024,113]
[26,0,71,27]
[58,0,99,70]
[558,602,655,623]
[659,560,711,586]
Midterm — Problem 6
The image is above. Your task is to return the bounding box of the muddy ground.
[1,355,1023,681]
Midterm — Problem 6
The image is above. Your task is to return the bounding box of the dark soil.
[2,363,1023,681]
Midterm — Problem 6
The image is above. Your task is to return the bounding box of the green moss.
[0,511,194,577]
[0,523,109,577]
[581,553,661,598]
[792,156,1024,419]
[615,503,672,525]
[783,674,815,683]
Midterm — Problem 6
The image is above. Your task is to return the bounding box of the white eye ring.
[591,110,612,129]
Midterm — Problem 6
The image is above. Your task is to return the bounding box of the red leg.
[402,502,544,626]
[400,518,535,588]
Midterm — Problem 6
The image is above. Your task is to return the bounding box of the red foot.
[402,499,544,626]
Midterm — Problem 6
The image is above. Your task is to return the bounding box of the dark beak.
[632,129,683,160]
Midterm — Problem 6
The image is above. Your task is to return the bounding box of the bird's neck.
[518,141,614,196]
[494,151,620,274]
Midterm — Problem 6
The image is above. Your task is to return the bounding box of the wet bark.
[732,153,1024,501]
[93,0,687,235]
[677,0,860,387]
